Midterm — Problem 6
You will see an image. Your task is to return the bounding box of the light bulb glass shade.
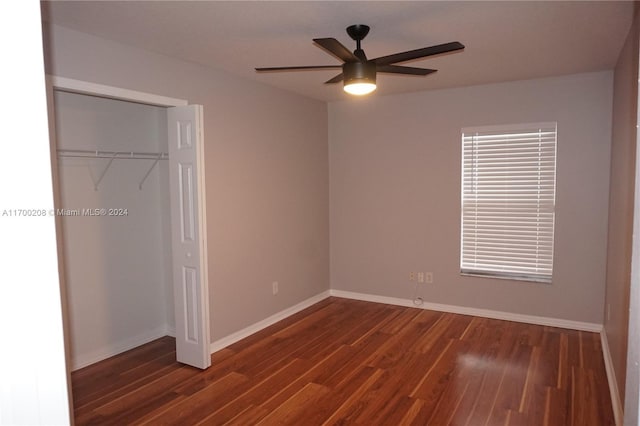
[344,82,377,95]
[342,61,377,96]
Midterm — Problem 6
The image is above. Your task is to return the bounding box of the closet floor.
[71,297,615,425]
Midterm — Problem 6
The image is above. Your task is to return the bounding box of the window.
[460,122,557,283]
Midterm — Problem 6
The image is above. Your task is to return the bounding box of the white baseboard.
[600,330,623,425]
[329,289,603,332]
[71,324,172,371]
[209,290,331,354]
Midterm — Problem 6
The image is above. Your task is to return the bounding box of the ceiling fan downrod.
[347,24,370,60]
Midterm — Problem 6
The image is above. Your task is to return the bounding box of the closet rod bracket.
[94,153,118,191]
[139,154,163,190]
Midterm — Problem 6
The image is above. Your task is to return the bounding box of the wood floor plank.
[317,366,386,425]
[571,366,611,426]
[360,350,446,422]
[218,405,269,426]
[226,298,334,352]
[256,383,331,425]
[255,345,360,413]
[545,386,569,426]
[71,297,615,425]
[73,357,183,421]
[411,338,462,399]
[301,303,400,363]
[74,365,199,425]
[195,358,312,425]
[438,355,490,426]
[537,328,561,388]
[484,342,533,425]
[141,372,249,425]
[379,305,423,334]
[317,332,390,389]
[72,337,177,407]
[410,313,456,354]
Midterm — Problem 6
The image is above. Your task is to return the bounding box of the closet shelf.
[57,149,169,160]
[57,149,169,191]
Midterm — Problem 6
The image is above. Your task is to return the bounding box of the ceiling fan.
[256,24,465,96]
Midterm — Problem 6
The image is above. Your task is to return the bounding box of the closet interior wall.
[53,91,174,370]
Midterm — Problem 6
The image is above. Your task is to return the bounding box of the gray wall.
[43,24,330,341]
[329,71,613,324]
[606,3,639,412]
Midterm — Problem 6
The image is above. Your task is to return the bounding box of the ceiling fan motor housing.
[343,61,376,85]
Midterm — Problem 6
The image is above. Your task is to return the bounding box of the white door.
[167,105,211,369]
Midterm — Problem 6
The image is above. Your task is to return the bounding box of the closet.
[53,90,175,370]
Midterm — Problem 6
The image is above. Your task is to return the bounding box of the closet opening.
[53,90,175,371]
[47,77,211,389]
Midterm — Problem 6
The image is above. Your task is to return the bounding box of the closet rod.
[57,149,169,160]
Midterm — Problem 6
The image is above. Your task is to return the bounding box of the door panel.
[167,105,210,369]
[183,266,199,342]
[179,163,195,242]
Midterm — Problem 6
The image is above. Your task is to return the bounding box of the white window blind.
[461,122,557,283]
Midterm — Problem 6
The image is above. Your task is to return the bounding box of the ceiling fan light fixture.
[344,82,377,96]
[343,61,376,96]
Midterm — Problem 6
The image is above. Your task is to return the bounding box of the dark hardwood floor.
[71,297,614,425]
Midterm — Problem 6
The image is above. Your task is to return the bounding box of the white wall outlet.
[272,281,279,295]
[409,272,415,281]
[426,272,433,284]
[417,272,425,283]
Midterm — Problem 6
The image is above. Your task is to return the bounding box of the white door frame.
[48,76,188,107]
[623,44,640,426]
[46,75,211,366]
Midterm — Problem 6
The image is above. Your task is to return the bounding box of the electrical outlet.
[272,281,279,295]
[417,272,425,283]
[426,272,433,284]
[409,272,415,281]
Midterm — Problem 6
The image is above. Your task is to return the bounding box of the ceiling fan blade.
[255,65,342,72]
[376,65,437,76]
[372,41,465,65]
[313,38,359,63]
[324,74,344,84]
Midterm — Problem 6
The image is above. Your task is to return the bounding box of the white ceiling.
[41,1,633,102]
